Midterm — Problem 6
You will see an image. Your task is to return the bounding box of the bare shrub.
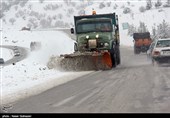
[138,22,148,33]
[128,24,137,36]
[55,21,65,28]
[68,8,74,14]
[9,18,16,25]
[113,4,118,9]
[20,0,28,7]
[29,18,38,28]
[40,19,52,28]
[99,2,105,9]
[155,0,162,8]
[14,6,18,11]
[70,2,76,7]
[58,13,63,20]
[123,7,131,14]
[44,4,59,11]
[30,41,41,51]
[39,0,45,3]
[139,6,146,13]
[78,9,85,16]
[21,27,31,31]
[53,15,57,20]
[107,2,111,7]
[155,20,170,39]
[146,0,152,10]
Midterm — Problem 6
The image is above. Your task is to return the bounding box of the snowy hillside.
[1,0,170,106]
[0,30,93,105]
[1,0,170,45]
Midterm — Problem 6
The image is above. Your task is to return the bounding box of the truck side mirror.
[71,28,74,34]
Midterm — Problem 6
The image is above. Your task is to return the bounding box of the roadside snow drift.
[0,30,93,105]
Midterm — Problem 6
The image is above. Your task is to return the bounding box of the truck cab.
[71,13,120,66]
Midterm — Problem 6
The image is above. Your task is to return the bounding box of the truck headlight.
[96,34,99,38]
[86,35,89,39]
[104,43,109,47]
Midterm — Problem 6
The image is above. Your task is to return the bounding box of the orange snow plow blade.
[102,52,112,68]
[92,52,112,70]
[47,52,113,71]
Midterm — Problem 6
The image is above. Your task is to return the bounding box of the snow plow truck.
[48,13,121,71]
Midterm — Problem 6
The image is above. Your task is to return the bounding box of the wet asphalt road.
[0,45,29,66]
[3,46,170,113]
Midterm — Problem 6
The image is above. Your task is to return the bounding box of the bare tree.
[146,0,152,10]
[139,6,146,12]
[58,13,63,20]
[9,18,16,25]
[68,8,74,14]
[128,24,137,36]
[123,7,131,14]
[156,20,170,38]
[138,22,148,33]
[99,2,105,9]
[39,0,45,3]
[29,18,38,28]
[55,21,65,28]
[167,0,170,4]
[163,0,170,7]
[155,0,162,8]
[63,0,71,6]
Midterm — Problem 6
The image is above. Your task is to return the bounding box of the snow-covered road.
[8,46,170,113]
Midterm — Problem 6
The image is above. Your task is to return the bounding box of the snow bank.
[0,30,92,105]
[0,48,13,61]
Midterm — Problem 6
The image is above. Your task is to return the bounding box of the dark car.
[14,52,20,56]
[0,58,4,64]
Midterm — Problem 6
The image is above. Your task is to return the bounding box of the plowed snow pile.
[47,54,111,71]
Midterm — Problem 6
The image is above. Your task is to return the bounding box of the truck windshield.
[76,21,112,34]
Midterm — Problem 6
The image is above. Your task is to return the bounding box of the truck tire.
[110,42,117,68]
[117,48,121,65]
[117,56,121,65]
[134,47,137,54]
[134,48,140,54]
[112,52,117,68]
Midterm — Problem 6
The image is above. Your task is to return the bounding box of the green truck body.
[71,13,121,67]
[72,13,120,52]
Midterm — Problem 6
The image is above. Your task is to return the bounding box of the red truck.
[133,32,152,54]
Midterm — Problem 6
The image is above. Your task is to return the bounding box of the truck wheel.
[116,50,121,65]
[137,50,141,54]
[111,52,117,68]
[110,42,117,68]
[134,48,138,54]
[117,55,121,65]
[135,50,140,54]
[134,47,140,54]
